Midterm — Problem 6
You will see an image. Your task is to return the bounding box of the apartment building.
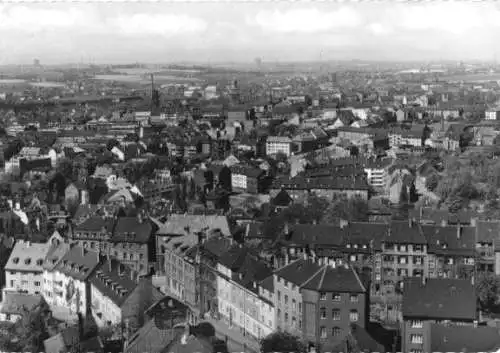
[89,256,162,333]
[4,240,51,294]
[71,215,154,275]
[402,278,477,353]
[266,136,293,157]
[216,245,274,340]
[272,257,368,351]
[43,244,101,316]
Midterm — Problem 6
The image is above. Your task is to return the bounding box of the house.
[485,108,500,121]
[43,244,101,316]
[43,325,105,353]
[124,296,193,353]
[0,291,47,323]
[42,232,72,304]
[89,256,163,332]
[216,245,274,340]
[163,323,229,353]
[266,136,293,157]
[4,239,51,294]
[363,158,392,189]
[229,164,265,194]
[402,277,477,353]
[153,215,230,310]
[428,323,500,353]
[272,258,368,351]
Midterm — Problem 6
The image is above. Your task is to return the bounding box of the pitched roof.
[89,257,140,307]
[154,215,230,237]
[0,291,45,314]
[301,263,366,293]
[422,225,475,256]
[430,324,500,353]
[5,240,51,272]
[403,278,477,321]
[386,221,427,244]
[75,216,114,233]
[111,217,152,243]
[53,245,101,281]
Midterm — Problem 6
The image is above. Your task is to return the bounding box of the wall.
[5,270,44,294]
[273,274,302,336]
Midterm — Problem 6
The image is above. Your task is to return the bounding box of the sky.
[1,1,500,65]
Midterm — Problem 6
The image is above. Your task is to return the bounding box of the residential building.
[43,244,101,316]
[485,109,500,121]
[43,325,105,353]
[273,258,368,351]
[216,245,274,340]
[229,164,265,194]
[402,278,478,353]
[0,291,47,323]
[4,239,51,294]
[89,256,163,332]
[266,136,293,157]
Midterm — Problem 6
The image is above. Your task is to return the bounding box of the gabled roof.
[430,323,500,353]
[5,240,51,272]
[403,278,477,321]
[111,217,152,244]
[53,245,100,281]
[301,263,366,293]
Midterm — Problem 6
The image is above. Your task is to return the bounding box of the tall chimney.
[457,223,461,239]
[107,255,112,272]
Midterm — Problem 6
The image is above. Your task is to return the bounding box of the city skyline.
[1,2,500,65]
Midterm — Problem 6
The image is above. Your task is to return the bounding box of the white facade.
[216,264,275,340]
[486,110,499,120]
[231,173,247,190]
[364,167,388,188]
[350,108,368,121]
[42,269,87,315]
[4,241,50,295]
[266,141,291,157]
[90,285,122,327]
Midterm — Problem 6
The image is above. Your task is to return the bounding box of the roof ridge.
[299,262,324,288]
[316,265,328,291]
[351,266,366,292]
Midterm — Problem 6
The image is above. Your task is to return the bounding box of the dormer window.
[12,257,19,264]
[36,259,43,266]
[25,258,32,265]
[346,244,351,249]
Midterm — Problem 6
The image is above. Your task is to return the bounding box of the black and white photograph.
[0,1,500,352]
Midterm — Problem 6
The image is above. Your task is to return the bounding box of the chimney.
[303,251,308,261]
[7,200,12,209]
[108,256,112,272]
[15,202,20,210]
[441,219,447,227]
[130,270,135,282]
[408,217,413,228]
[80,190,88,205]
[422,277,426,285]
[457,224,461,239]
[471,217,477,227]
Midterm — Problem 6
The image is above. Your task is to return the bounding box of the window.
[399,256,407,264]
[284,295,288,305]
[332,309,340,320]
[277,309,281,317]
[298,302,302,313]
[284,313,288,323]
[320,307,327,319]
[400,245,407,252]
[332,327,342,337]
[292,299,296,310]
[5,314,11,321]
[320,326,327,338]
[410,334,423,344]
[350,255,356,262]
[410,320,423,328]
[284,280,288,288]
[349,310,359,322]
[320,292,327,300]
[277,291,281,302]
[350,294,359,303]
[34,281,40,286]
[332,293,341,302]
[410,350,423,353]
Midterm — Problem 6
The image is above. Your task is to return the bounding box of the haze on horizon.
[1,2,500,66]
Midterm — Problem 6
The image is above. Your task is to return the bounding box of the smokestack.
[457,223,461,239]
[130,269,135,282]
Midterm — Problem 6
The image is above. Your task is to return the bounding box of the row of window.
[320,308,359,322]
[319,293,359,302]
[319,326,343,338]
[9,280,41,287]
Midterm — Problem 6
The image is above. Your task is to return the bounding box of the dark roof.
[111,217,152,243]
[75,216,114,233]
[287,224,346,248]
[273,175,370,191]
[301,263,366,293]
[89,257,140,307]
[229,164,264,178]
[271,189,293,207]
[386,221,427,244]
[327,324,386,353]
[422,225,475,256]
[403,278,477,321]
[53,245,101,281]
[430,324,500,353]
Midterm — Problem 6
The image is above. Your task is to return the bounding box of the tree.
[106,138,120,151]
[475,273,500,313]
[322,196,369,224]
[260,331,307,353]
[425,174,439,192]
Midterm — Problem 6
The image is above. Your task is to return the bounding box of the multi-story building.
[71,215,154,275]
[266,136,293,157]
[42,233,71,304]
[402,278,477,353]
[154,215,231,309]
[230,164,265,194]
[216,245,274,340]
[273,257,368,351]
[43,244,101,316]
[89,256,163,333]
[4,240,51,295]
[363,158,392,189]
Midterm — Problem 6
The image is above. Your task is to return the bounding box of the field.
[445,73,500,82]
